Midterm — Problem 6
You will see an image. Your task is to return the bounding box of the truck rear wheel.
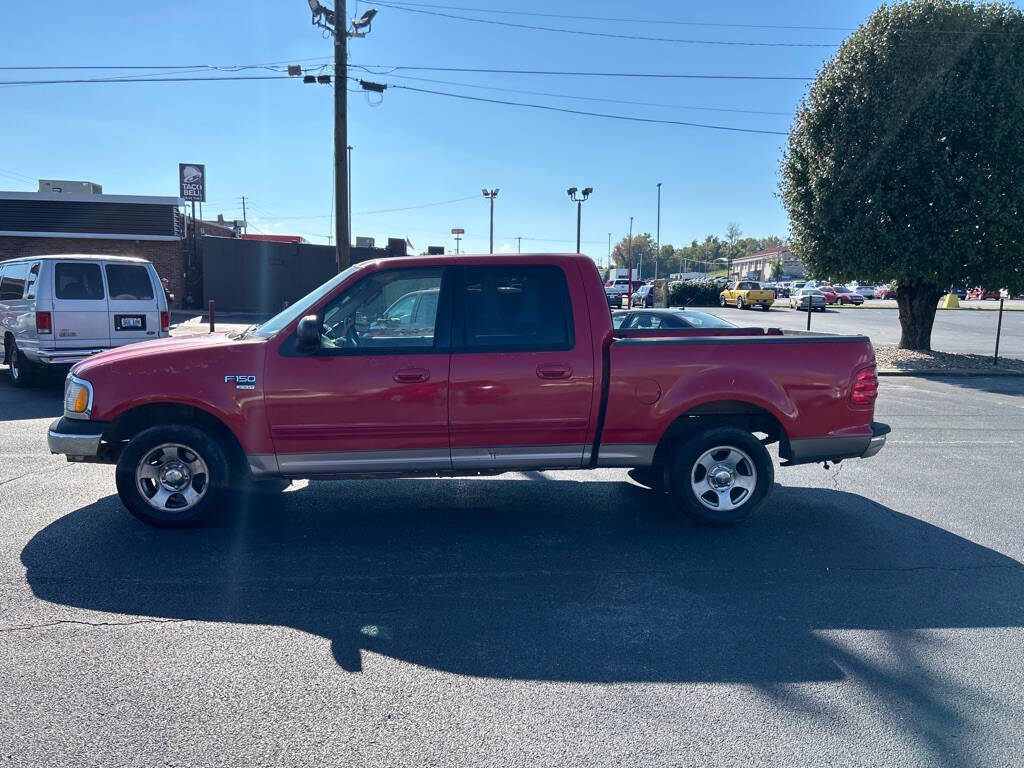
[667,427,774,526]
[7,342,37,388]
[115,424,231,528]
[736,297,745,309]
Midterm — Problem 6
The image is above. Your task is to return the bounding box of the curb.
[877,368,1024,377]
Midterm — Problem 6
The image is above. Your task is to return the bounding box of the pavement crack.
[0,617,186,633]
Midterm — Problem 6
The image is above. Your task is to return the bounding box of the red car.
[830,286,866,306]
[48,254,888,529]
[966,288,1001,300]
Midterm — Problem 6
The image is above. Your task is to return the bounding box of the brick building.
[0,183,186,303]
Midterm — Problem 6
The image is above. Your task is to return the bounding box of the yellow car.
[719,280,776,311]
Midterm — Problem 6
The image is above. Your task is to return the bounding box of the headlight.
[64,375,94,420]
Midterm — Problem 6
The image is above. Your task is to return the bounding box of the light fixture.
[567,186,578,197]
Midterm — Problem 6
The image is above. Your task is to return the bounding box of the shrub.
[668,279,722,307]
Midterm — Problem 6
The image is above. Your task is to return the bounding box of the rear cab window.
[55,263,105,300]
[105,264,154,300]
[460,265,573,350]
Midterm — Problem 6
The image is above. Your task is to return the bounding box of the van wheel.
[7,342,36,388]
[115,424,231,528]
[667,427,774,526]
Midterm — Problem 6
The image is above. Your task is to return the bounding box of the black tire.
[666,427,774,526]
[719,295,727,307]
[7,341,36,388]
[735,297,745,310]
[836,297,844,306]
[115,424,232,528]
[761,304,770,311]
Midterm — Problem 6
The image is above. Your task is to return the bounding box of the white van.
[0,254,169,387]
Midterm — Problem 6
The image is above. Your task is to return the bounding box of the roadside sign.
[178,163,206,202]
[451,228,465,235]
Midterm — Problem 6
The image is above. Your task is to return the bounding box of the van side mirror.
[296,315,320,353]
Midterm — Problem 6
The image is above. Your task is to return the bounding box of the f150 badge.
[225,375,256,390]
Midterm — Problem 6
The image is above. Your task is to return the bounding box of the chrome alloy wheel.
[135,443,209,513]
[690,445,757,511]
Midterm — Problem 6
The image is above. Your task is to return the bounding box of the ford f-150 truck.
[47,254,888,528]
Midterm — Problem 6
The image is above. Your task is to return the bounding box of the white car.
[789,288,828,312]
[847,282,876,299]
[0,254,169,387]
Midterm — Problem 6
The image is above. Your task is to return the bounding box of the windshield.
[251,263,362,338]
[676,311,736,328]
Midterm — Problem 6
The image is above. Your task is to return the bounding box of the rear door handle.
[393,368,430,383]
[536,364,572,380]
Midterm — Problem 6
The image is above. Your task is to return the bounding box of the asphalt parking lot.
[2,368,1023,767]
[708,305,1024,360]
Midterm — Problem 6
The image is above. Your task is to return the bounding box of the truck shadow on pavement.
[22,479,1023,684]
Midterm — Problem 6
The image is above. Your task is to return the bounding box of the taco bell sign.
[178,163,206,202]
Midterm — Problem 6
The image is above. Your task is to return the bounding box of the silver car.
[789,288,828,312]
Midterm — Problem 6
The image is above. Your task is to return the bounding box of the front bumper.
[47,417,108,459]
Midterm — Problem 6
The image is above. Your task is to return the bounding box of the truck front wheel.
[667,427,774,526]
[115,424,231,528]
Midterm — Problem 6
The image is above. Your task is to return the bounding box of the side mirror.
[296,315,320,353]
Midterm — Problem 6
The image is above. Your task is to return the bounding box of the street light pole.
[569,187,593,253]
[482,188,499,253]
[347,144,352,245]
[607,232,611,270]
[655,182,662,280]
[627,215,634,309]
[333,0,348,272]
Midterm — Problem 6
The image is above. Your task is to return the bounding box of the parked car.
[875,284,897,300]
[630,283,656,308]
[965,288,1001,300]
[48,253,887,529]
[847,282,876,299]
[830,286,865,306]
[789,288,828,312]
[818,285,840,305]
[605,277,633,307]
[612,308,736,331]
[719,280,776,310]
[1,254,169,388]
[772,282,791,299]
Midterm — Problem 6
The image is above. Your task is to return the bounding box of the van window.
[55,263,105,300]
[461,265,572,349]
[24,262,41,299]
[0,262,28,300]
[105,264,154,300]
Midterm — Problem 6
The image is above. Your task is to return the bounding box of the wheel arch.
[104,402,248,475]
[652,399,788,467]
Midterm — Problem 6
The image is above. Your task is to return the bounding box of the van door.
[103,262,161,346]
[51,261,110,349]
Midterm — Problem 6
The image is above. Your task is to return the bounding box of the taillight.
[35,311,52,334]
[851,367,879,406]
[160,311,169,331]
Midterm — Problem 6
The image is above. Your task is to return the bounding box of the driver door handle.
[393,368,430,384]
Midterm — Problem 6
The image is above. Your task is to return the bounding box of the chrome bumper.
[47,418,106,458]
[861,421,890,459]
[784,421,890,466]
[35,348,107,366]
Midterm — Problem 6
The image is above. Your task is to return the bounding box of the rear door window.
[461,265,573,349]
[24,262,41,299]
[55,263,105,300]
[105,264,154,300]
[0,262,27,300]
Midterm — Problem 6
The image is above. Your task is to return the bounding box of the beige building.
[730,246,804,281]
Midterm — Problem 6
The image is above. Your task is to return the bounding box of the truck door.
[448,263,595,469]
[103,262,162,346]
[263,266,452,474]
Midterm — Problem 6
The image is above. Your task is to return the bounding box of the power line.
[0,56,333,71]
[353,64,813,81]
[373,1,839,47]
[0,74,295,86]
[370,1,855,32]
[356,194,482,215]
[371,71,794,117]
[376,81,789,135]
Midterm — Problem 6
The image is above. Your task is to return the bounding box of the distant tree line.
[608,223,783,280]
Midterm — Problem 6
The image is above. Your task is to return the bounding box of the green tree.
[611,233,657,278]
[781,0,1024,350]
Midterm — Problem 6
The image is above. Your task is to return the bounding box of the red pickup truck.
[47,254,888,528]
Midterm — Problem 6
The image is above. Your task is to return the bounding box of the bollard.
[209,299,215,334]
[994,298,1004,365]
[806,293,812,330]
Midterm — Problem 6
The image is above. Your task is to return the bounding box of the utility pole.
[607,232,611,270]
[241,196,248,234]
[482,188,499,252]
[347,144,352,246]
[334,0,348,272]
[516,236,522,254]
[627,215,634,309]
[567,186,592,253]
[655,182,662,281]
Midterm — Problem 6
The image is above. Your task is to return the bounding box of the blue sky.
[0,0,975,258]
